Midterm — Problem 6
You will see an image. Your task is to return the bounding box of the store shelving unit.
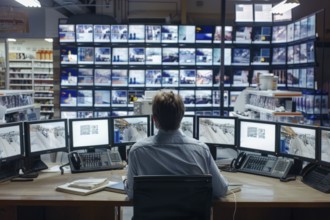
[231,88,303,122]
[0,90,34,122]
[8,59,54,117]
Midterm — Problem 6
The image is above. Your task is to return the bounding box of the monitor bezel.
[196,115,237,149]
[24,119,68,157]
[69,117,111,152]
[0,122,25,163]
[277,122,318,163]
[238,119,277,156]
[110,115,150,147]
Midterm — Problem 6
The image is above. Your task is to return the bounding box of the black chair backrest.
[133,175,213,220]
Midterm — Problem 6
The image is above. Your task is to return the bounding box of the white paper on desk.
[42,165,71,173]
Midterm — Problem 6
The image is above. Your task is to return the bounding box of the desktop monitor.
[278,123,317,162]
[23,119,68,174]
[238,119,277,155]
[110,115,150,146]
[197,116,236,148]
[24,119,68,156]
[152,115,195,138]
[0,122,24,163]
[319,127,330,166]
[69,117,111,151]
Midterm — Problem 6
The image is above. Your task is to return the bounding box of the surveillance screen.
[77,89,93,107]
[111,90,128,107]
[300,18,308,39]
[94,90,110,107]
[239,120,276,153]
[307,15,316,38]
[162,69,179,87]
[198,117,235,145]
[78,47,94,64]
[0,124,22,159]
[213,26,233,43]
[196,48,213,66]
[94,47,111,65]
[254,4,272,22]
[162,47,179,65]
[128,25,145,43]
[195,25,213,43]
[279,125,316,160]
[28,121,66,153]
[60,46,77,64]
[112,69,128,86]
[112,117,149,144]
[179,25,195,43]
[272,47,286,65]
[307,41,315,63]
[161,25,178,43]
[145,47,162,65]
[251,48,270,65]
[196,69,212,87]
[129,47,145,65]
[179,48,196,65]
[272,25,287,43]
[180,69,196,87]
[76,24,93,42]
[60,89,77,107]
[59,24,75,42]
[94,25,111,42]
[253,26,271,43]
[112,47,128,65]
[320,129,330,163]
[111,24,128,42]
[179,90,196,107]
[78,68,94,86]
[235,26,252,43]
[71,119,109,149]
[145,25,161,43]
[128,70,145,87]
[195,90,212,107]
[232,48,250,65]
[61,68,78,86]
[146,69,162,87]
[235,4,253,22]
[153,116,194,138]
[94,69,111,86]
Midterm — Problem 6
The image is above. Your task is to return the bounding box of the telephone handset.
[69,152,82,170]
[231,152,247,169]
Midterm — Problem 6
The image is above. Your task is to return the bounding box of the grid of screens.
[197,116,236,147]
[59,14,317,117]
[69,117,110,151]
[24,119,68,156]
[278,123,317,162]
[0,122,24,162]
[111,115,150,146]
[238,119,277,154]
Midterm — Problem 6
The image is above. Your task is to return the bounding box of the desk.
[0,169,329,220]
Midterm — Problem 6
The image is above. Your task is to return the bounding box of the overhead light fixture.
[15,0,41,8]
[7,38,17,42]
[271,0,300,14]
[45,38,53,43]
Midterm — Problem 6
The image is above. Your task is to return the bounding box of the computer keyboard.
[70,151,125,173]
[239,154,292,179]
[302,166,330,193]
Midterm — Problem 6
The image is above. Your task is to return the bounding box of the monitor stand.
[0,160,20,182]
[21,155,49,178]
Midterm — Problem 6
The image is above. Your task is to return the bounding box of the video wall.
[59,12,317,118]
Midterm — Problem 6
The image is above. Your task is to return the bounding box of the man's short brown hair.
[152,91,185,131]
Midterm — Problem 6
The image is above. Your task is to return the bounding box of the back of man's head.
[152,91,185,131]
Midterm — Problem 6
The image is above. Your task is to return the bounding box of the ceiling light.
[7,38,16,42]
[271,0,300,14]
[45,38,54,43]
[15,0,41,8]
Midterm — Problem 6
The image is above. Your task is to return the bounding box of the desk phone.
[232,152,293,179]
[68,150,125,173]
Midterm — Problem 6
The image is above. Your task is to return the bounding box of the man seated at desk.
[125,91,228,199]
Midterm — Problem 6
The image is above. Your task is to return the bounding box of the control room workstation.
[0,115,329,194]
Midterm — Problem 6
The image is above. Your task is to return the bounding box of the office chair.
[133,175,213,220]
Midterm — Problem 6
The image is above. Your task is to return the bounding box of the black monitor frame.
[238,119,277,156]
[0,122,24,163]
[319,126,330,167]
[277,122,318,163]
[69,117,111,152]
[110,115,150,147]
[24,119,68,157]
